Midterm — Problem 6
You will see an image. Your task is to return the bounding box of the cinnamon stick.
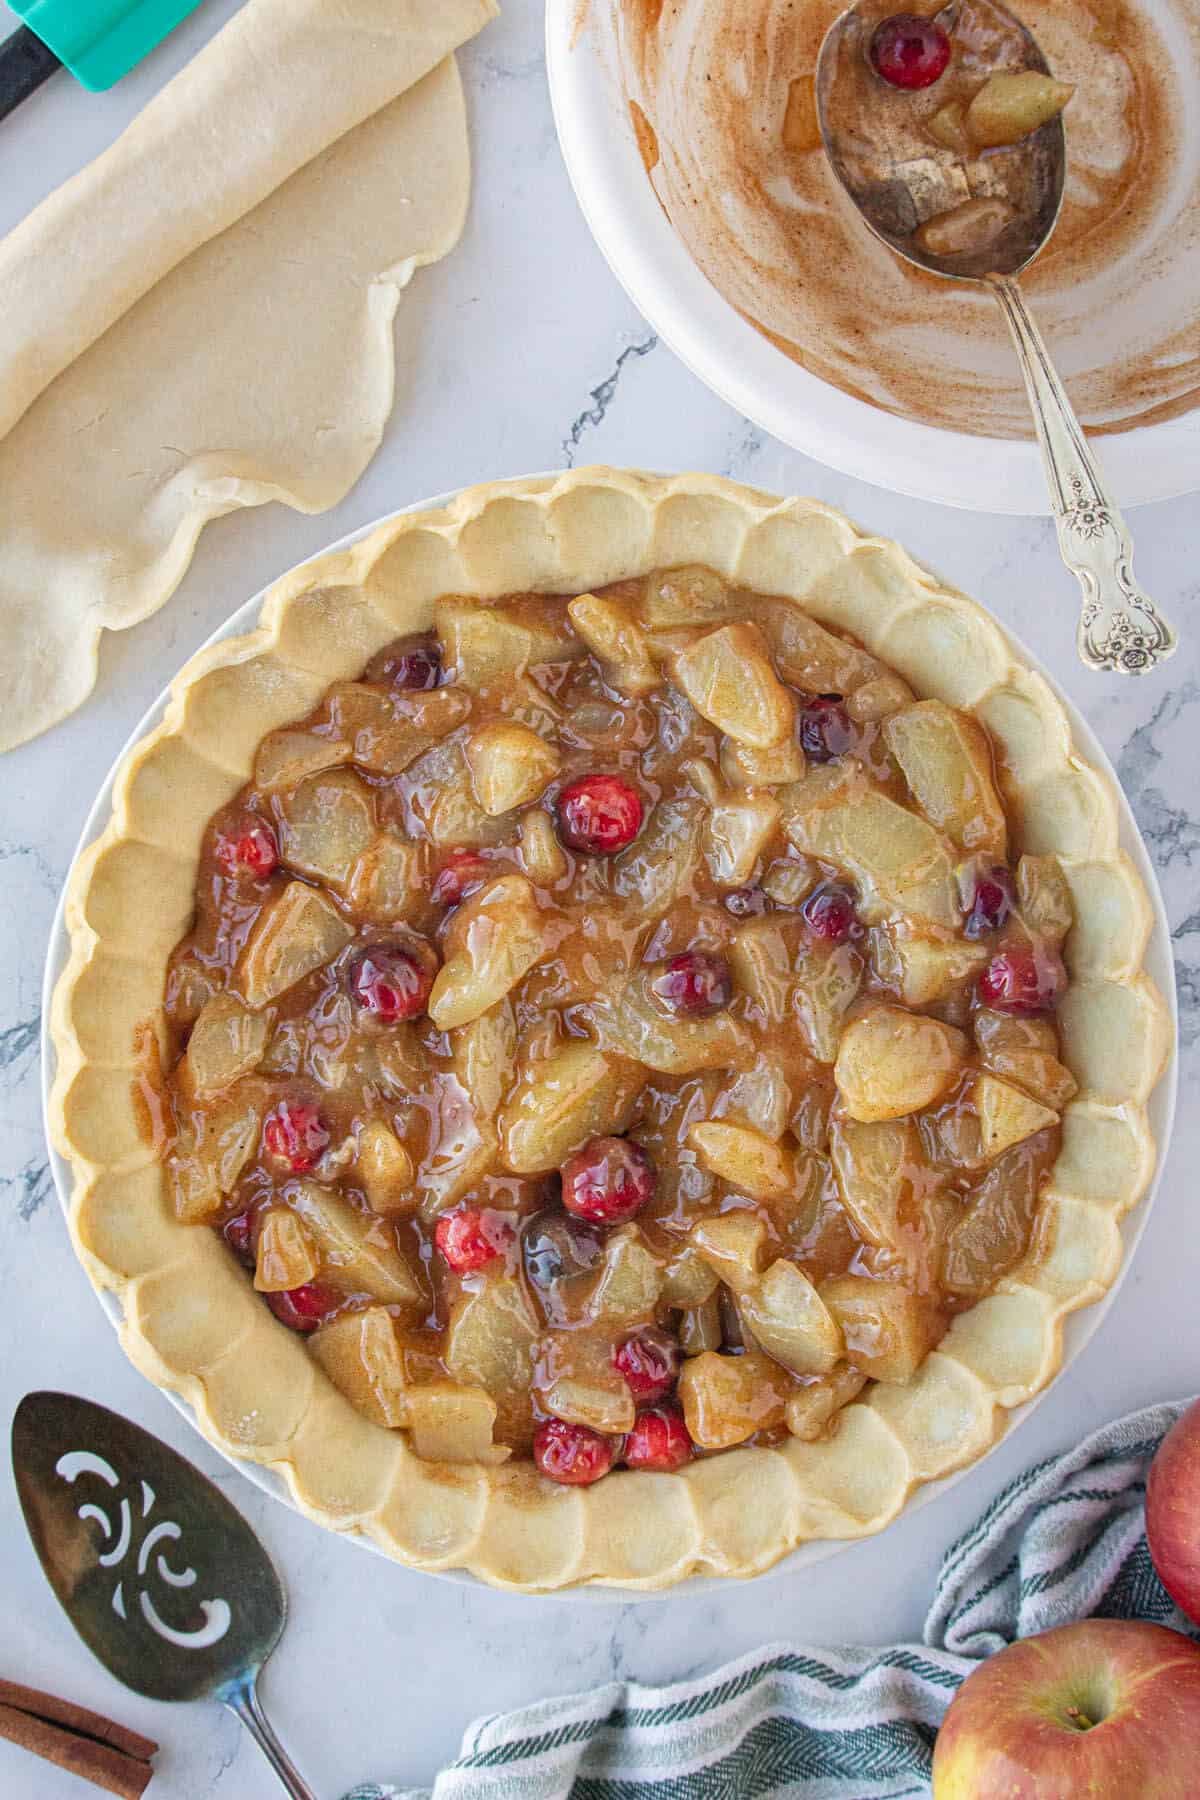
[0,1680,156,1798]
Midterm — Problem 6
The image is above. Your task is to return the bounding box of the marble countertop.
[1,5,1196,1796]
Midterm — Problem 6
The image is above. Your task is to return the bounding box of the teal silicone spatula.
[1,0,207,122]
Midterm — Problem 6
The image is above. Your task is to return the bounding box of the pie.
[50,469,1170,1591]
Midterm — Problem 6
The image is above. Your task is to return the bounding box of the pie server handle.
[0,26,61,125]
[221,1670,320,1800]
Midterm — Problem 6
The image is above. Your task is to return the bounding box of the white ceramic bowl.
[42,482,1178,1596]
[546,2,1200,515]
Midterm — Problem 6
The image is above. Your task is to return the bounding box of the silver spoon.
[13,1391,318,1800]
[816,0,1177,675]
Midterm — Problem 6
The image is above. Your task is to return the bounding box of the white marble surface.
[0,5,1197,1797]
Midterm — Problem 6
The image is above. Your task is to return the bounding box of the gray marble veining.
[0,4,1196,1796]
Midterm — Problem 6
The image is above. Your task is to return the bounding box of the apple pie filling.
[156,566,1077,1483]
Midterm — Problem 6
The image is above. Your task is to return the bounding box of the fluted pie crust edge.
[49,468,1171,1591]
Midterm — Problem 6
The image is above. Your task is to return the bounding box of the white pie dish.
[40,473,1177,1598]
[545,2,1200,516]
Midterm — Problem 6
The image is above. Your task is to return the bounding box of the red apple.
[1147,1397,1200,1625]
[931,1619,1200,1798]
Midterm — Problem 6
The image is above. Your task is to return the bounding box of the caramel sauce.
[161,571,1066,1459]
[612,0,1199,438]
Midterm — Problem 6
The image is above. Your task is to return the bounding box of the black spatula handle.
[0,25,61,125]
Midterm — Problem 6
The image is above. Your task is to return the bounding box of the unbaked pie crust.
[49,469,1170,1590]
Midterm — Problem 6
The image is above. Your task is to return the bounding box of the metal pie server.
[13,1392,318,1800]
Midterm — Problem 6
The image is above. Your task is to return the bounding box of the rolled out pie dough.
[0,0,496,752]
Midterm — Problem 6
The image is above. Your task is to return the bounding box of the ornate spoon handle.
[989,276,1177,676]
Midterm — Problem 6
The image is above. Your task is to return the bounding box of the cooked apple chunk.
[240,881,354,1008]
[428,875,550,1030]
[943,1144,1042,1301]
[600,972,752,1075]
[703,790,781,886]
[436,596,576,687]
[499,1041,642,1174]
[966,71,1074,149]
[169,1081,265,1223]
[254,727,351,792]
[611,798,702,917]
[785,1362,869,1441]
[451,1000,517,1123]
[819,1275,938,1384]
[716,1060,791,1140]
[661,1243,720,1308]
[679,1296,723,1356]
[690,1211,769,1293]
[641,564,732,628]
[689,1121,795,1201]
[671,622,795,748]
[1016,854,1073,946]
[185,994,270,1095]
[519,807,567,884]
[793,937,863,1063]
[568,591,660,696]
[465,720,560,817]
[355,1119,415,1215]
[720,734,806,790]
[973,1073,1058,1159]
[740,1259,844,1377]
[830,1117,921,1249]
[444,1269,539,1438]
[835,1007,968,1122]
[846,674,914,723]
[254,1208,320,1293]
[347,834,428,924]
[752,597,884,696]
[538,1332,637,1435]
[884,701,1006,857]
[310,1306,410,1430]
[781,770,959,928]
[870,923,987,1007]
[415,1073,498,1220]
[404,1381,511,1465]
[276,769,377,891]
[287,1180,421,1306]
[591,1226,663,1322]
[678,1349,792,1449]
[973,1008,1078,1111]
[342,686,472,779]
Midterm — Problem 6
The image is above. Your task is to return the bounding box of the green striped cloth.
[347,1400,1196,1799]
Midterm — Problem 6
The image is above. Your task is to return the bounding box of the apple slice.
[661,1243,720,1308]
[830,1116,921,1250]
[942,1143,1042,1301]
[611,798,702,917]
[240,881,354,1008]
[310,1306,410,1429]
[870,923,988,1007]
[499,1041,642,1174]
[254,727,351,792]
[715,1060,791,1140]
[444,1268,539,1441]
[720,733,806,790]
[677,1349,792,1449]
[435,595,577,687]
[739,1259,844,1377]
[254,1208,320,1292]
[671,622,795,747]
[276,769,376,891]
[537,1332,636,1436]
[404,1381,511,1465]
[591,1226,663,1322]
[784,1362,868,1440]
[973,1073,1059,1159]
[751,596,885,695]
[465,720,560,817]
[703,790,781,887]
[287,1180,421,1306]
[451,999,517,1123]
[347,834,428,925]
[185,994,270,1095]
[820,1274,938,1384]
[355,1119,415,1216]
[689,1212,769,1293]
[884,701,1006,857]
[974,1008,1078,1111]
[835,1007,968,1122]
[168,1080,265,1223]
[428,875,551,1030]
[781,768,960,928]
[1016,853,1073,945]
[568,591,660,696]
[641,565,732,628]
[689,1121,795,1201]
[793,936,863,1064]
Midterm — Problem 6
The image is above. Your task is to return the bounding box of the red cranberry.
[435,1208,515,1274]
[870,13,952,90]
[978,945,1066,1015]
[223,1209,257,1266]
[368,637,442,691]
[216,816,279,882]
[555,774,643,855]
[433,849,490,908]
[561,1136,655,1226]
[533,1418,615,1486]
[799,695,854,763]
[265,1283,338,1334]
[263,1100,329,1172]
[649,950,733,1018]
[802,883,860,943]
[964,864,1017,939]
[350,944,434,1023]
[623,1404,694,1473]
[614,1329,680,1404]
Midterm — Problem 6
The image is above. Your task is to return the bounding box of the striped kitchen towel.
[346,1399,1197,1799]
